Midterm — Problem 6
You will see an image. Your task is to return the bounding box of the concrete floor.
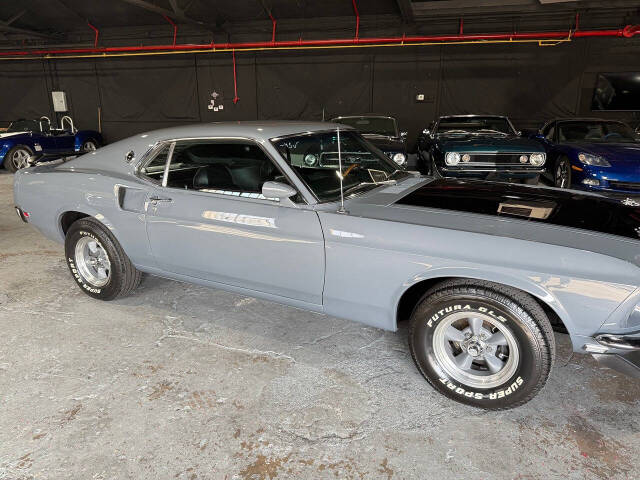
[0,169,638,480]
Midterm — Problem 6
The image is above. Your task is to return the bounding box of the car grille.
[609,181,640,191]
[463,153,538,165]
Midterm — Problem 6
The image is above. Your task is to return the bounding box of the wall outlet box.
[52,91,68,112]
[415,93,425,102]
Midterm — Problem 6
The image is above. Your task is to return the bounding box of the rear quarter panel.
[14,161,155,269]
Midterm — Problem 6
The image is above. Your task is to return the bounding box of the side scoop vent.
[498,200,555,220]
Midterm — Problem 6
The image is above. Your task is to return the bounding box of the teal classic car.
[417,115,546,183]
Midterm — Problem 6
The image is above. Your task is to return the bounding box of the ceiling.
[0,0,638,47]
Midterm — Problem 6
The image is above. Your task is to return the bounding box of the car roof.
[134,121,352,143]
[548,117,628,124]
[438,114,508,119]
[332,114,395,119]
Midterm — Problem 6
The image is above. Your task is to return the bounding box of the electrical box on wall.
[51,91,68,112]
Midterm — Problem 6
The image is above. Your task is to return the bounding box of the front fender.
[392,266,573,334]
[0,140,16,164]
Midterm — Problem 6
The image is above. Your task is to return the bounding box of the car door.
[54,130,76,153]
[142,138,325,306]
[32,124,57,154]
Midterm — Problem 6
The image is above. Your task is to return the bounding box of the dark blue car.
[536,118,640,195]
[0,116,102,172]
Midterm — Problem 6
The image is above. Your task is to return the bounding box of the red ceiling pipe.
[163,15,177,46]
[0,26,638,57]
[232,49,239,104]
[352,0,360,40]
[87,21,99,48]
[269,12,276,44]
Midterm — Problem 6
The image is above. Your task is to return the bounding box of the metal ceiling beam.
[5,10,26,26]
[0,15,58,40]
[118,0,204,27]
[395,0,414,23]
[168,0,184,16]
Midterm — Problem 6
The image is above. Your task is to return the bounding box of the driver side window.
[544,125,555,141]
[164,140,291,200]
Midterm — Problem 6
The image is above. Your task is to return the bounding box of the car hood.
[362,134,405,152]
[0,131,28,140]
[437,135,544,153]
[566,142,640,166]
[341,176,640,267]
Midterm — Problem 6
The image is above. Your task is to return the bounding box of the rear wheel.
[4,145,33,173]
[65,217,141,300]
[82,139,99,152]
[409,279,555,409]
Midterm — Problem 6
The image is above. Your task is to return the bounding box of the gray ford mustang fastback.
[13,121,640,409]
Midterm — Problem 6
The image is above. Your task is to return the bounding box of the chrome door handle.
[149,196,172,204]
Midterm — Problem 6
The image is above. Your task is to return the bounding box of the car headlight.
[392,153,406,165]
[529,153,545,167]
[445,152,461,166]
[578,152,611,167]
[304,154,318,166]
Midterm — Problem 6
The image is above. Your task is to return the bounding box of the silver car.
[13,121,640,409]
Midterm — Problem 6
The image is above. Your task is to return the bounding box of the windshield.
[557,121,638,143]
[7,120,40,133]
[271,129,408,202]
[437,117,514,136]
[334,117,397,137]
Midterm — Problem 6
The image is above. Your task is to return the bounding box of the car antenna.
[337,127,348,214]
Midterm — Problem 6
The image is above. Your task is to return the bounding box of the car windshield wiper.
[440,129,470,135]
[475,129,509,135]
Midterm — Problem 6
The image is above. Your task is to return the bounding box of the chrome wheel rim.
[556,161,568,188]
[432,311,520,389]
[11,149,30,170]
[83,141,97,152]
[74,236,111,287]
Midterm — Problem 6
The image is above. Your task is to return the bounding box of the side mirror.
[262,181,297,200]
[422,128,431,137]
[400,131,408,140]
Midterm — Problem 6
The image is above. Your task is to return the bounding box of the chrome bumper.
[588,332,640,379]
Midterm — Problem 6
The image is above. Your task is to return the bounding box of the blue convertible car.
[536,118,640,195]
[0,116,102,172]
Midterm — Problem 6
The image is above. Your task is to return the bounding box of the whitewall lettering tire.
[409,279,555,409]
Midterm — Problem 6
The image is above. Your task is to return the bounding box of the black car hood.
[395,178,640,242]
[363,134,405,152]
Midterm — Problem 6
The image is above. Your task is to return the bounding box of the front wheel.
[65,217,141,300]
[4,145,33,173]
[409,279,555,409]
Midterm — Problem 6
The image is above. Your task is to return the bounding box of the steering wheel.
[342,164,360,178]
